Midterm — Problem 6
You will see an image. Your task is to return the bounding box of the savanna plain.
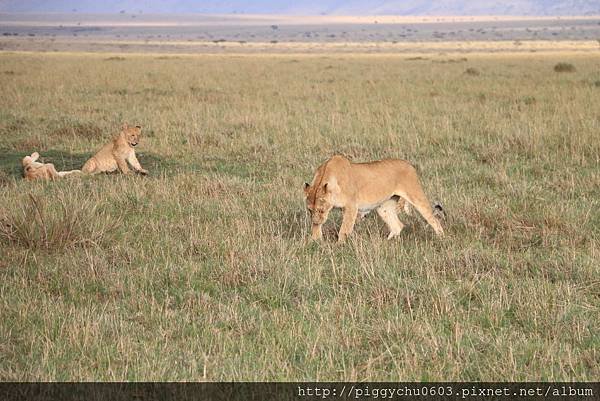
[0,50,598,381]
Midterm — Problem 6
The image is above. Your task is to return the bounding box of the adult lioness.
[22,152,81,181]
[82,124,148,175]
[304,155,444,242]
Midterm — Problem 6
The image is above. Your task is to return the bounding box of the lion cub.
[304,155,444,242]
[22,152,81,181]
[82,124,148,175]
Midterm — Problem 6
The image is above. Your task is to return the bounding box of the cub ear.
[135,125,142,130]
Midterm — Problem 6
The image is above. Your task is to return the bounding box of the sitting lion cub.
[82,123,148,175]
[304,155,444,242]
[22,152,81,181]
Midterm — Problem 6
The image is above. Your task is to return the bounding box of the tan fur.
[82,124,148,175]
[22,152,81,181]
[304,155,444,242]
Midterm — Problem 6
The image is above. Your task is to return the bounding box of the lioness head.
[303,179,338,226]
[121,124,142,147]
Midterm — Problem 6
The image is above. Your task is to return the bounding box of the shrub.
[554,62,576,73]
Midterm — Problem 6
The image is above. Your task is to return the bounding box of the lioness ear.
[323,177,339,193]
[31,152,40,161]
[135,125,141,129]
[303,182,310,194]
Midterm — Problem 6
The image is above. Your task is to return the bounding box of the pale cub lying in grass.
[22,152,81,181]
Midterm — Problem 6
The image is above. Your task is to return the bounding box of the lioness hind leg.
[377,199,405,240]
[398,189,444,236]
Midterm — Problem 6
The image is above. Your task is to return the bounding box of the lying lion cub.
[304,155,444,242]
[22,152,81,181]
[82,124,148,175]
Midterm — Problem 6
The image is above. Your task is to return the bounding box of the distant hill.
[1,0,599,16]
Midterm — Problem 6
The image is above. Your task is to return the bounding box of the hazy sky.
[0,0,599,15]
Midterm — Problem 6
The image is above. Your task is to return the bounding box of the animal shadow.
[0,149,179,179]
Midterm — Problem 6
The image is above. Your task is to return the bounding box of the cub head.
[303,177,339,226]
[22,152,40,168]
[121,123,142,147]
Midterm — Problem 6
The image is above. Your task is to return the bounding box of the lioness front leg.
[311,224,323,241]
[127,153,148,175]
[338,205,358,243]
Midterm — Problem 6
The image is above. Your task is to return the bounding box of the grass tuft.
[0,193,121,251]
[0,170,14,187]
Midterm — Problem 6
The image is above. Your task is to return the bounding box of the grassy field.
[0,51,598,381]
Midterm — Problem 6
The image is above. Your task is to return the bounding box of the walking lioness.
[82,124,148,175]
[304,155,444,242]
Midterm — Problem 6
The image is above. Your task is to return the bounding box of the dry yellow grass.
[0,50,598,380]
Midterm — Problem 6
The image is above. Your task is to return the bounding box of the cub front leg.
[127,152,148,175]
[115,156,131,175]
[338,205,358,243]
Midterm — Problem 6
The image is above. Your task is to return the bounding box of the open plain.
[0,13,599,381]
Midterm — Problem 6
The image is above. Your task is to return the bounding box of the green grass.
[0,52,598,381]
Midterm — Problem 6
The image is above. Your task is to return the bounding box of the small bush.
[554,62,576,73]
[465,67,480,76]
[0,193,121,251]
